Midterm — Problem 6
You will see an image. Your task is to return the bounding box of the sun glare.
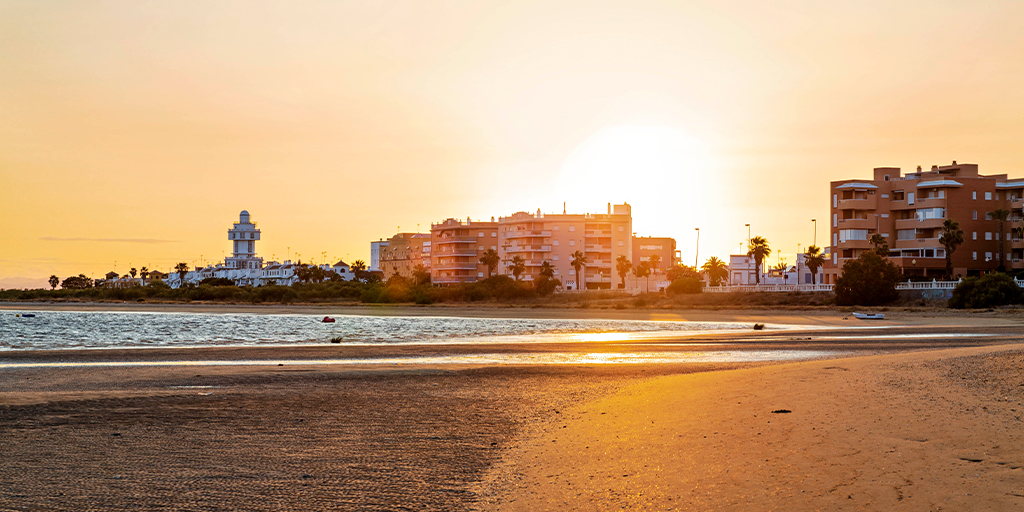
[554,126,718,241]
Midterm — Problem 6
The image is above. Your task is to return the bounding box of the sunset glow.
[4,1,1024,287]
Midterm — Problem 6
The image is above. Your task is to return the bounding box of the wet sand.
[2,313,1024,510]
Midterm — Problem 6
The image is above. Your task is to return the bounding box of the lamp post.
[745,224,751,242]
[694,228,700,268]
[812,219,817,247]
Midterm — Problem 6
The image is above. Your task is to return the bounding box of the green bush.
[948,273,1024,309]
[834,251,900,306]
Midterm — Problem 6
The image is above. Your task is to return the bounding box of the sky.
[3,0,1024,288]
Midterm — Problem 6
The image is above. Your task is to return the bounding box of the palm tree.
[939,219,965,279]
[633,261,651,293]
[648,254,661,273]
[615,255,632,289]
[803,245,826,285]
[869,233,889,258]
[174,262,189,284]
[539,260,555,280]
[479,249,500,278]
[48,275,59,290]
[746,236,771,285]
[989,209,1011,271]
[510,255,526,281]
[570,250,588,291]
[700,257,728,287]
[140,266,149,285]
[129,268,137,283]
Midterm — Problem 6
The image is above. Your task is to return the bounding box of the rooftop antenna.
[563,202,566,214]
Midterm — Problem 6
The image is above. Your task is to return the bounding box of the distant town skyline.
[5,1,1024,288]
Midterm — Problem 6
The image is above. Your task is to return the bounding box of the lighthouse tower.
[225,210,264,270]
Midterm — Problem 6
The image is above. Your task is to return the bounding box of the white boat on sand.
[852,312,885,320]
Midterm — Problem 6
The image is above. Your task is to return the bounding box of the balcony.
[893,237,941,249]
[505,230,551,239]
[837,218,875,230]
[433,262,478,270]
[585,230,612,236]
[888,199,914,210]
[506,245,551,253]
[584,245,612,252]
[435,236,478,243]
[914,196,947,209]
[585,276,613,283]
[835,239,872,250]
[837,196,877,210]
[895,217,945,230]
[434,249,477,257]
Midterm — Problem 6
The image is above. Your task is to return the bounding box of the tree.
[412,264,431,286]
[648,254,661,273]
[700,257,728,287]
[939,219,965,279]
[570,250,588,291]
[834,251,901,306]
[666,264,702,294]
[615,255,632,289]
[989,209,1011,271]
[803,245,826,285]
[140,267,149,285]
[869,233,889,258]
[60,274,93,289]
[48,275,59,290]
[949,273,1024,309]
[174,263,189,284]
[509,255,526,281]
[130,267,138,279]
[479,249,500,278]
[535,261,561,296]
[633,261,651,293]
[351,260,368,282]
[746,236,771,285]
[772,261,788,272]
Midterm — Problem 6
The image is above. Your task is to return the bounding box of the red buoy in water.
[322,316,336,323]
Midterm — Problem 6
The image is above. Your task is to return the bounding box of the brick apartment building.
[632,236,679,272]
[376,232,431,279]
[824,162,1024,283]
[430,218,499,285]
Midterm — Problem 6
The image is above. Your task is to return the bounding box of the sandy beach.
[2,306,1024,510]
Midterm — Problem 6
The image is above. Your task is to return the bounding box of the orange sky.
[3,0,1024,287]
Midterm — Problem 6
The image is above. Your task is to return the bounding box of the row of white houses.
[163,260,355,289]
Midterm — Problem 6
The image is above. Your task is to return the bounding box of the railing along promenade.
[702,278,1020,293]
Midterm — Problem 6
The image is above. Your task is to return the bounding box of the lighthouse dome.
[239,210,250,223]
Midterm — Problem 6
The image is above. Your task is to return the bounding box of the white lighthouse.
[226,210,264,270]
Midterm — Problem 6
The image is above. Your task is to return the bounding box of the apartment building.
[498,203,632,290]
[632,236,679,271]
[377,232,431,279]
[430,218,499,285]
[824,162,1024,283]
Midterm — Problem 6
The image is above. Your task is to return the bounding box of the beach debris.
[330,336,343,343]
[110,432,122,436]
[753,323,765,330]
[771,409,792,414]
[301,474,314,479]
[322,316,336,323]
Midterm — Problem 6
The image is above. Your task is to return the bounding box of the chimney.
[607,202,611,215]
[952,160,957,165]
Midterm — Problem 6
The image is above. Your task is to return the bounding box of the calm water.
[0,310,788,351]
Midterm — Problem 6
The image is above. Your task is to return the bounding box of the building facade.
[377,233,431,280]
[497,203,632,290]
[825,162,1024,283]
[632,236,678,272]
[226,210,263,270]
[430,218,499,285]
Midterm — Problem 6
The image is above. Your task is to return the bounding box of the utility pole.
[812,219,817,247]
[694,228,700,268]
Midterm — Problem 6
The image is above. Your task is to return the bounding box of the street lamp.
[812,219,817,247]
[694,228,700,268]
[745,224,751,242]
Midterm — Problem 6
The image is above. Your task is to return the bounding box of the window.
[833,233,838,246]
[553,255,559,261]
[833,213,838,227]
[478,232,484,237]
[881,233,889,238]
[908,192,915,205]
[478,272,484,278]
[915,208,945,221]
[881,194,889,199]
[553,240,559,246]
[618,241,624,246]
[618,226,624,231]
[986,252,993,261]
[893,190,905,201]
[884,175,890,181]
[986,192,993,200]
[491,232,496,237]
[897,229,916,240]
[973,211,978,220]
[881,213,889,218]
[973,252,978,260]
[833,194,838,208]
[569,226,575,232]
[553,226,559,231]
[973,191,977,200]
[569,240,575,246]
[839,229,869,242]
[490,246,496,250]
[479,246,484,250]
[986,232,993,240]
[973,232,978,240]
[833,253,837,264]
[553,269,559,275]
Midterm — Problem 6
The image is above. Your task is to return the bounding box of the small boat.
[852,312,885,320]
[18,314,35,318]
[753,323,765,330]
[322,316,336,323]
